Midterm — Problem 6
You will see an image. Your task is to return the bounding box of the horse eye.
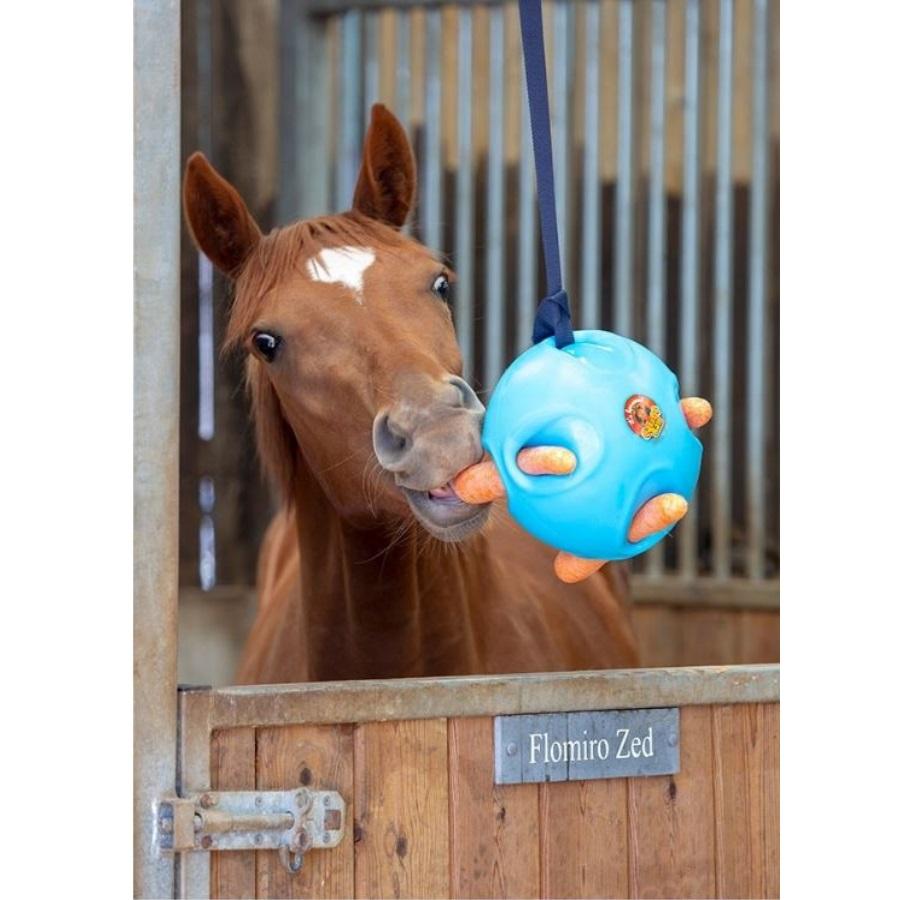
[252,331,282,362]
[431,274,451,303]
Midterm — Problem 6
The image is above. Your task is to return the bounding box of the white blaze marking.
[306,246,375,303]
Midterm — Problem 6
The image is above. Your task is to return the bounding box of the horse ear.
[183,152,261,277]
[352,104,417,228]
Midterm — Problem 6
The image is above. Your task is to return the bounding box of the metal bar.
[364,9,380,116]
[644,0,668,578]
[277,0,301,222]
[454,7,474,379]
[517,70,536,353]
[646,0,667,358]
[202,665,780,730]
[134,1,180,896]
[551,1,570,287]
[485,6,505,390]
[714,0,735,579]
[279,1,319,222]
[678,0,701,577]
[195,0,214,447]
[395,8,412,130]
[580,1,601,331]
[747,0,770,579]
[423,8,443,250]
[337,10,362,209]
[614,0,634,336]
[283,3,330,219]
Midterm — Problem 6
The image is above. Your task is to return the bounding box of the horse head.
[183,104,488,542]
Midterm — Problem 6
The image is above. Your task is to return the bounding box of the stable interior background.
[177,0,779,686]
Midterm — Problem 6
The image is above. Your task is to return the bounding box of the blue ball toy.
[481,330,703,561]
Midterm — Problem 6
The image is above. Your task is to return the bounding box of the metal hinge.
[153,787,345,874]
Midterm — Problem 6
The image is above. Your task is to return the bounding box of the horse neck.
[289,458,486,679]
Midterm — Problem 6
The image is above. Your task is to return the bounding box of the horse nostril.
[447,376,485,414]
[373,411,410,469]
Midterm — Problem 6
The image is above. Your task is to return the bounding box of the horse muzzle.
[372,375,490,541]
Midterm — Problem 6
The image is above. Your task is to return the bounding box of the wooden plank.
[354,719,450,898]
[680,609,742,666]
[631,605,684,668]
[208,665,780,729]
[210,727,256,899]
[713,702,780,899]
[448,717,539,898]
[540,779,629,899]
[627,705,716,898]
[630,576,780,610]
[255,724,354,899]
[737,610,780,664]
[761,703,780,898]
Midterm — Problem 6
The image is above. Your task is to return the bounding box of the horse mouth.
[401,482,490,542]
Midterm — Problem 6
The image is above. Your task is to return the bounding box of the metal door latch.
[153,787,345,874]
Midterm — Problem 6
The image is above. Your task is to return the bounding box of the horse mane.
[224,211,407,502]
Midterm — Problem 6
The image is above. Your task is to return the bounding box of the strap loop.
[518,0,574,348]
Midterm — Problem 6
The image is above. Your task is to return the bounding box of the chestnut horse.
[183,105,639,684]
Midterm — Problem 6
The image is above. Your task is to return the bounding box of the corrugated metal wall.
[279,0,779,586]
[178,0,779,613]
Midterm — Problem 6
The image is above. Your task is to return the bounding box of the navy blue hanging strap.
[518,0,574,348]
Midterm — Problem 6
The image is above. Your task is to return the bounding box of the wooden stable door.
[178,666,779,899]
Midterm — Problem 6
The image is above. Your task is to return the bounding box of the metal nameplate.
[494,708,679,784]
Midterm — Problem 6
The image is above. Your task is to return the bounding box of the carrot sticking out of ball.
[516,446,577,477]
[554,552,606,583]
[627,492,689,543]
[681,397,713,429]
[453,446,575,504]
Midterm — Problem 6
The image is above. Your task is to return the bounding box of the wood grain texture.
[632,606,779,669]
[627,705,716,899]
[713,703,780,899]
[255,724,354,899]
[680,610,742,666]
[354,719,450,898]
[210,727,256,899]
[737,611,780,664]
[448,717,539,898]
[539,779,629,899]
[632,605,683,667]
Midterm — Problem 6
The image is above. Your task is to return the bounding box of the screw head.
[295,788,310,810]
[199,793,216,809]
[200,835,213,850]
[506,742,518,756]
[255,795,263,807]
[667,733,678,748]
[323,796,331,807]
[254,833,263,845]
[322,833,330,844]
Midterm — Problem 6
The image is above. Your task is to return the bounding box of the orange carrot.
[554,552,606,583]
[516,446,577,476]
[680,397,713,429]
[452,459,505,504]
[453,446,575,504]
[628,493,688,543]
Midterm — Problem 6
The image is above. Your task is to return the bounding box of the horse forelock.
[224,211,408,354]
